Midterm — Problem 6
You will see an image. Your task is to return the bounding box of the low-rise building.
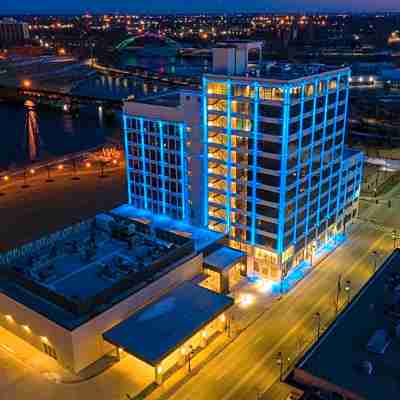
[288,249,400,400]
[0,207,240,380]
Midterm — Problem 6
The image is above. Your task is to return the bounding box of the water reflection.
[0,102,119,171]
[24,100,41,161]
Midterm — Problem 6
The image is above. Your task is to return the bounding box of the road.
[162,187,400,400]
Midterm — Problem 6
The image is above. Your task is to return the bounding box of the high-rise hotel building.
[123,42,364,280]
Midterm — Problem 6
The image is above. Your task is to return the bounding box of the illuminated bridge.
[115,32,183,53]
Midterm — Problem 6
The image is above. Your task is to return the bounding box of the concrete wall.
[0,293,75,370]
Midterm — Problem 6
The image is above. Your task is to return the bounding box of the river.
[0,101,121,171]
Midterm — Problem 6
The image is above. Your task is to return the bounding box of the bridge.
[115,32,182,51]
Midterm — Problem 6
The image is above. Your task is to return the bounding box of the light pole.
[276,352,284,382]
[45,165,54,183]
[371,250,379,273]
[187,345,194,373]
[335,274,342,315]
[314,312,321,340]
[99,160,108,178]
[310,243,317,267]
[392,230,399,249]
[71,159,80,180]
[21,169,30,189]
[345,280,352,305]
[0,175,9,196]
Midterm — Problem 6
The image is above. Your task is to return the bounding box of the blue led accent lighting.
[336,71,351,223]
[327,72,341,219]
[139,117,148,209]
[179,123,188,220]
[122,114,132,205]
[202,76,209,227]
[277,86,291,255]
[158,121,167,214]
[304,78,319,241]
[250,82,259,245]
[225,79,233,235]
[316,79,330,227]
[292,84,306,245]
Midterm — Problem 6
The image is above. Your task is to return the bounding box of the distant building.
[288,249,400,400]
[0,18,29,48]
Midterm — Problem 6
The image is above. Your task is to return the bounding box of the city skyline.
[1,0,400,14]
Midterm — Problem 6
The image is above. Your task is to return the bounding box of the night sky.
[1,0,400,14]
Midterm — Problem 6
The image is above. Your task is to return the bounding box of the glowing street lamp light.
[22,79,32,89]
[276,352,284,382]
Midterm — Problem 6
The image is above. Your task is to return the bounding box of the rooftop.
[112,204,223,252]
[0,212,196,329]
[208,63,350,83]
[131,91,182,108]
[103,281,233,366]
[293,249,400,400]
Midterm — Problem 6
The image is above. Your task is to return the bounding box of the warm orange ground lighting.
[29,169,35,174]
[3,175,9,181]
[22,80,31,88]
[85,162,91,168]
[57,164,64,170]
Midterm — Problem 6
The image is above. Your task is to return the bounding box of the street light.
[0,175,9,196]
[21,168,30,189]
[344,280,352,305]
[22,79,31,89]
[187,345,194,373]
[310,243,317,267]
[276,352,284,382]
[335,274,342,315]
[392,230,399,250]
[314,312,321,340]
[371,251,379,273]
[71,159,80,180]
[99,160,108,178]
[45,165,54,183]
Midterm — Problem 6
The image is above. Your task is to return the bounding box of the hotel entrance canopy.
[204,246,247,273]
[103,282,233,366]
